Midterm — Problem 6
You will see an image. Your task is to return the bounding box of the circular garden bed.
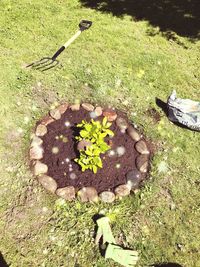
[30,103,151,203]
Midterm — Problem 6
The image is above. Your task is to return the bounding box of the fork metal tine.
[31,58,52,68]
[26,57,50,68]
[39,60,59,72]
[33,58,54,70]
[27,57,59,71]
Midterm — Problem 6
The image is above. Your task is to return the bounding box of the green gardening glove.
[105,243,139,267]
[95,217,116,245]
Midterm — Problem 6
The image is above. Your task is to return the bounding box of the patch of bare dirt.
[146,107,161,123]
[2,179,53,242]
[30,82,59,109]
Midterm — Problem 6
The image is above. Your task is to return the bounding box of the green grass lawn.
[0,0,200,266]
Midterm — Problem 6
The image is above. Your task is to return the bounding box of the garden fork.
[26,20,92,71]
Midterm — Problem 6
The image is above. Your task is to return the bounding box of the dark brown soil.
[41,107,146,193]
[146,108,161,123]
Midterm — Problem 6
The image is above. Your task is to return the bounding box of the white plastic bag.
[167,90,200,131]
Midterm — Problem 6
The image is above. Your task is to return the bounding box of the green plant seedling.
[75,117,114,173]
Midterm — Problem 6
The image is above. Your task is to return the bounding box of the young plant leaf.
[102,116,107,127]
[92,165,97,173]
[74,117,114,174]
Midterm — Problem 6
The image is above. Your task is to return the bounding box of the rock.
[94,106,103,117]
[78,187,98,202]
[49,109,61,120]
[70,103,80,111]
[127,126,141,142]
[99,191,115,203]
[82,103,94,111]
[57,103,68,114]
[136,155,149,173]
[40,115,55,126]
[77,139,92,151]
[30,146,43,160]
[103,109,117,122]
[135,140,150,155]
[34,161,48,176]
[116,117,129,130]
[56,186,75,201]
[35,124,47,136]
[30,136,43,147]
[38,175,57,193]
[114,184,131,197]
[126,169,142,189]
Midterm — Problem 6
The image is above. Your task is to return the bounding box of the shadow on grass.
[0,253,9,267]
[79,0,200,41]
[156,98,168,117]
